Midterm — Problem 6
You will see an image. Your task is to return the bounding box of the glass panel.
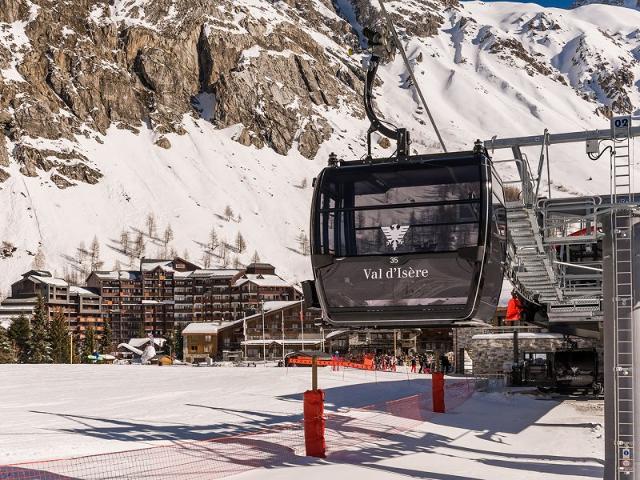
[320,162,482,209]
[316,159,484,257]
[320,203,480,255]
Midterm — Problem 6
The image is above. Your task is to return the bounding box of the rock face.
[0,0,638,190]
[0,0,370,188]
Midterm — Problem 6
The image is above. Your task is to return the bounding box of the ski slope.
[0,365,604,479]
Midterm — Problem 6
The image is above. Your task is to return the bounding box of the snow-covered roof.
[325,330,347,339]
[92,271,141,281]
[190,269,241,278]
[141,260,174,272]
[127,337,166,348]
[182,320,241,334]
[234,274,292,288]
[264,300,301,312]
[472,333,565,340]
[69,286,99,296]
[239,301,303,323]
[28,275,68,287]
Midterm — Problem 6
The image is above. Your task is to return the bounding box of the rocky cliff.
[0,0,639,291]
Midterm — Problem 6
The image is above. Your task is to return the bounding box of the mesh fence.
[0,375,476,480]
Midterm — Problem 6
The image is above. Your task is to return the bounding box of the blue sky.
[483,0,574,7]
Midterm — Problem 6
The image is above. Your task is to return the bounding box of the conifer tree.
[235,232,246,253]
[100,319,113,354]
[28,296,51,363]
[163,330,175,357]
[251,250,260,264]
[174,324,185,360]
[202,249,212,268]
[81,327,96,363]
[71,330,82,364]
[0,325,15,363]
[134,232,145,258]
[120,230,130,254]
[33,247,46,269]
[224,205,234,221]
[163,224,174,248]
[146,213,157,238]
[49,309,70,364]
[297,231,310,255]
[137,321,146,338]
[8,314,30,363]
[220,243,229,267]
[209,228,219,251]
[89,236,102,271]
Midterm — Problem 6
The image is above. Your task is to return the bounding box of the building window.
[205,335,211,342]
[190,345,197,352]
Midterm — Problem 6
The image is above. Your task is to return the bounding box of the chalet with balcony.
[241,300,322,360]
[181,320,244,363]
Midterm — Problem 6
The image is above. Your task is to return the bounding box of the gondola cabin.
[307,149,506,328]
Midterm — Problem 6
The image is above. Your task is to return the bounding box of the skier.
[440,354,451,373]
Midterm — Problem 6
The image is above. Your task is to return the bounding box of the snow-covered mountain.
[573,0,639,9]
[0,0,639,293]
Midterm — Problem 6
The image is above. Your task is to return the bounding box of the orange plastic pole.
[303,389,326,457]
[432,372,446,413]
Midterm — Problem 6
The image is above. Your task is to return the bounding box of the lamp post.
[281,311,285,365]
[67,314,73,364]
[300,301,305,351]
[314,321,325,353]
[261,299,266,365]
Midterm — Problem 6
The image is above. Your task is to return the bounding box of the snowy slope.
[1,0,640,292]
[0,365,604,480]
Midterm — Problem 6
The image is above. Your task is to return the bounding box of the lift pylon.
[486,117,640,479]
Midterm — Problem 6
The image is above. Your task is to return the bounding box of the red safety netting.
[0,377,475,480]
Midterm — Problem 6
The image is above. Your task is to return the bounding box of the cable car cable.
[376,0,447,153]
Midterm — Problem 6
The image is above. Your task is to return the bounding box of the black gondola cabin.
[307,149,506,328]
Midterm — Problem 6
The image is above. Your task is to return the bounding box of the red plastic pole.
[432,372,446,413]
[303,389,326,457]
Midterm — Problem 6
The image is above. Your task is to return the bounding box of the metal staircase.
[506,205,562,304]
[611,119,635,477]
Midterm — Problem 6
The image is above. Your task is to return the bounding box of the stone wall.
[453,326,602,375]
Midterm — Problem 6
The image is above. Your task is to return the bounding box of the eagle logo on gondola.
[381,224,410,251]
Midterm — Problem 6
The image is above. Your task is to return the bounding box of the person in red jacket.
[506,291,524,322]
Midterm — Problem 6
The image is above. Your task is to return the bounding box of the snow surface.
[1,0,640,295]
[0,365,603,479]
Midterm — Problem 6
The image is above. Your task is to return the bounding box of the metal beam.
[485,126,640,150]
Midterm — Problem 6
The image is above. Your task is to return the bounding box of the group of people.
[408,353,452,374]
[344,351,454,373]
